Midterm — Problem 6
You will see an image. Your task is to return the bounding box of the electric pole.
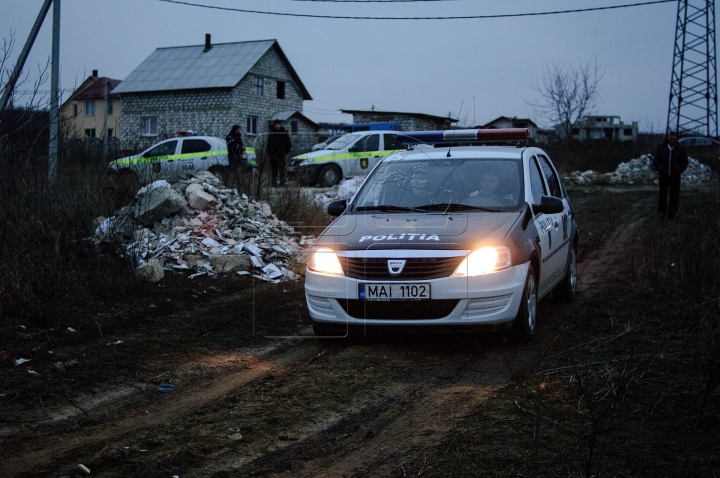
[667,0,718,137]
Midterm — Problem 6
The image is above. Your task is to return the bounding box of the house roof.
[112,39,311,99]
[484,116,539,128]
[341,109,457,123]
[60,75,122,111]
[271,110,318,129]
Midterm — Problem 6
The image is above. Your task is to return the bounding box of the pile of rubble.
[308,177,365,207]
[563,154,717,186]
[93,171,312,283]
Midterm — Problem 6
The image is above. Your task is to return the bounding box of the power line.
[158,0,675,20]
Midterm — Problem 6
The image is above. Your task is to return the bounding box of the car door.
[348,133,380,178]
[535,154,570,288]
[179,138,213,178]
[527,156,556,294]
[141,139,178,182]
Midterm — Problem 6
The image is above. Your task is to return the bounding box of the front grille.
[342,256,464,281]
[339,299,459,320]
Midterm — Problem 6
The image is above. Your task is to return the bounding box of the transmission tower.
[667,0,718,137]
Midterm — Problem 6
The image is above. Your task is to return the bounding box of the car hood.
[292,149,345,162]
[316,211,523,251]
[109,154,141,169]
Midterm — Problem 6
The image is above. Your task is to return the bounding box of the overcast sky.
[0,0,697,132]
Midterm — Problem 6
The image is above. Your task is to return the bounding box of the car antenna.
[447,100,463,158]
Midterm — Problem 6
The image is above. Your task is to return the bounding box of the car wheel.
[512,264,537,342]
[553,244,577,301]
[208,165,227,185]
[319,164,342,187]
[114,169,141,201]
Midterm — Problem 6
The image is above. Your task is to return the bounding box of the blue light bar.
[398,128,530,145]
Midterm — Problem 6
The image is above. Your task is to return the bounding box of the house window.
[107,101,113,115]
[253,77,264,96]
[624,128,633,136]
[277,81,286,99]
[107,128,114,137]
[73,104,78,117]
[290,120,298,133]
[247,116,258,135]
[142,116,158,137]
[85,128,96,138]
[85,101,95,116]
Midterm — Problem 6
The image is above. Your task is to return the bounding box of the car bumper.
[286,163,322,182]
[305,262,529,328]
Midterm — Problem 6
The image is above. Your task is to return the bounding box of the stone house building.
[112,35,313,156]
[482,116,553,143]
[569,115,638,141]
[340,109,455,132]
[59,70,122,142]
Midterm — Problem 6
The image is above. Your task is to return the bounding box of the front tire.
[512,264,537,342]
[553,244,577,302]
[319,164,342,187]
[114,169,141,201]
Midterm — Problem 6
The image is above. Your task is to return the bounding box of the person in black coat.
[653,131,688,220]
[225,124,249,188]
[266,120,292,186]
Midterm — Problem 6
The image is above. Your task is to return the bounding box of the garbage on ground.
[563,154,718,186]
[157,383,175,392]
[93,171,315,283]
[15,358,30,366]
[309,176,365,208]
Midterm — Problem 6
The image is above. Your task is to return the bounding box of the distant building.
[112,35,313,155]
[271,110,319,154]
[570,115,638,141]
[59,70,121,142]
[340,109,456,131]
[481,116,553,143]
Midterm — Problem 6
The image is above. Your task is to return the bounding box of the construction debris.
[94,171,314,282]
[563,154,718,186]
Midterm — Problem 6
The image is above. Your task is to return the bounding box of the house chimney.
[204,34,212,52]
[92,69,98,77]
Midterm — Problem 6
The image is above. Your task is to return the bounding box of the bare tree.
[529,59,604,140]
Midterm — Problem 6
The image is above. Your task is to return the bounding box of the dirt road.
[0,187,673,477]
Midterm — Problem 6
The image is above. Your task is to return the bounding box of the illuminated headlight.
[300,158,315,166]
[452,246,511,277]
[308,247,345,276]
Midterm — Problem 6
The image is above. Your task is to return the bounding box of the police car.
[305,128,578,341]
[108,135,256,193]
[286,130,405,186]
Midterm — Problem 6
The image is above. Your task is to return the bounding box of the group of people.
[225,119,293,190]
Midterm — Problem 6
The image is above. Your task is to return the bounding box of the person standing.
[653,131,688,221]
[225,124,246,186]
[266,119,292,186]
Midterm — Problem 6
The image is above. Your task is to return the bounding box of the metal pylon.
[667,0,718,137]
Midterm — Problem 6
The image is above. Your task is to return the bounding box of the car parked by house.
[304,128,578,341]
[286,130,405,187]
[678,135,720,159]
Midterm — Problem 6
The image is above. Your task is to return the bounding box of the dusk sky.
[1,0,700,132]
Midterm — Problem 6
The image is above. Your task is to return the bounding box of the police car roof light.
[397,128,529,145]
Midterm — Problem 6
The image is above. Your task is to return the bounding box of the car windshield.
[353,157,524,213]
[326,134,360,150]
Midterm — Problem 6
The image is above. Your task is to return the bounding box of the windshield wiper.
[416,203,501,212]
[356,205,425,213]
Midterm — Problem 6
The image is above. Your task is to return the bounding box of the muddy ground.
[1,186,719,477]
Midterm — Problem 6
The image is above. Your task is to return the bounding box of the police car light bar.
[397,128,530,145]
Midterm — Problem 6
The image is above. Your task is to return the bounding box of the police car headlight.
[300,158,314,166]
[452,246,511,277]
[309,247,345,276]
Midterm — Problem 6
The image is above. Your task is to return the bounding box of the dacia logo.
[387,259,406,275]
[152,162,161,173]
[360,158,369,169]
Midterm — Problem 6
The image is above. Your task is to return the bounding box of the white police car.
[305,128,578,341]
[108,135,257,194]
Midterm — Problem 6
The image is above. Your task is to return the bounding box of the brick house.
[569,115,638,141]
[59,70,121,142]
[112,35,313,155]
[340,109,456,131]
[482,116,553,143]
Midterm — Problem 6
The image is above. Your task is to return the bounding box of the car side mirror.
[532,196,563,215]
[348,146,359,153]
[327,199,347,217]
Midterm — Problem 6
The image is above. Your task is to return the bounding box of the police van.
[108,135,256,192]
[305,128,579,341]
[286,130,405,187]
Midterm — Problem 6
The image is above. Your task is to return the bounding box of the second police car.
[305,128,578,341]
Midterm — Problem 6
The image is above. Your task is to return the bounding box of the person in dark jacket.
[266,120,292,186]
[225,124,248,188]
[653,131,688,220]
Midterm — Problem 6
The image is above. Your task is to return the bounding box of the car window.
[353,134,380,153]
[383,134,403,151]
[536,154,562,198]
[146,140,178,158]
[181,139,212,154]
[529,157,547,205]
[326,134,359,150]
[354,158,522,211]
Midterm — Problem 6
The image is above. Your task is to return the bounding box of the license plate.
[358,283,431,301]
